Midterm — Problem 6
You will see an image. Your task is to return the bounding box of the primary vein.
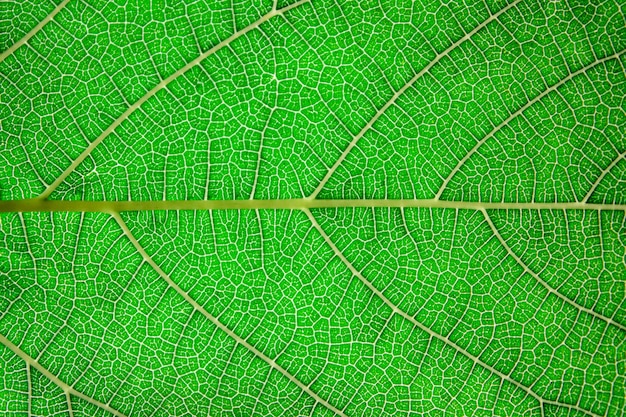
[1,198,624,213]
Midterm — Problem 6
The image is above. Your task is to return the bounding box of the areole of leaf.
[0,0,624,416]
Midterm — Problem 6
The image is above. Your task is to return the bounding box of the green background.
[0,0,624,416]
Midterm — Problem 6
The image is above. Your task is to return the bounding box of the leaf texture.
[0,0,625,416]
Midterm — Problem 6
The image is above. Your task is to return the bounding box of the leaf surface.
[0,0,625,416]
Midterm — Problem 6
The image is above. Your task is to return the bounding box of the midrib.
[1,198,624,213]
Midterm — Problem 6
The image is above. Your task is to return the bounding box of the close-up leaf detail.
[0,0,625,416]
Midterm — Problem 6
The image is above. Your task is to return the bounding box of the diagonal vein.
[434,49,626,200]
[66,390,75,417]
[481,208,626,332]
[0,0,70,65]
[0,333,128,417]
[304,208,603,417]
[582,149,626,203]
[308,0,523,199]
[37,0,311,200]
[110,212,348,417]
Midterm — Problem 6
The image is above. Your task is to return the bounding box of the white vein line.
[434,49,626,200]
[110,212,348,417]
[251,106,276,199]
[481,208,626,332]
[304,208,604,417]
[582,150,626,203]
[0,333,128,417]
[308,0,523,199]
[38,0,311,200]
[0,0,70,64]
[249,366,275,417]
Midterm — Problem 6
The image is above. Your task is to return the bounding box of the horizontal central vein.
[0,199,624,213]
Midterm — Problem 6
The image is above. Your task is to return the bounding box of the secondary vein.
[308,0,523,199]
[37,0,311,200]
[0,0,70,65]
[111,212,349,417]
[434,49,626,200]
[0,333,129,417]
[481,208,626,332]
[304,209,604,417]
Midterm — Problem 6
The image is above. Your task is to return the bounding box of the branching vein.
[582,149,626,203]
[309,0,523,199]
[37,0,311,200]
[111,212,348,417]
[0,0,70,65]
[434,49,626,200]
[304,208,604,417]
[0,333,128,417]
[481,208,626,331]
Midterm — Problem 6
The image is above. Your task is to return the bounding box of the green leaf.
[1,0,625,416]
